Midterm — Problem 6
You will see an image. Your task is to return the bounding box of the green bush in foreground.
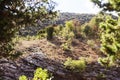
[91,0,120,60]
[19,68,53,80]
[100,16,120,56]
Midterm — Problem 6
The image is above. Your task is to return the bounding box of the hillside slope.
[19,13,95,36]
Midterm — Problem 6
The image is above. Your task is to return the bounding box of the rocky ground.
[0,38,120,80]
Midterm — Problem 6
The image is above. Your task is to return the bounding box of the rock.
[47,66,55,72]
[8,65,17,69]
[86,72,97,77]
[0,58,9,63]
[32,52,47,59]
[56,70,66,77]
[115,78,120,80]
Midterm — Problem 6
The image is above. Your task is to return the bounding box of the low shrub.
[19,68,53,80]
[19,75,28,80]
[98,56,116,68]
[65,20,74,31]
[64,57,86,72]
[54,25,63,36]
[61,41,73,51]
[87,40,95,48]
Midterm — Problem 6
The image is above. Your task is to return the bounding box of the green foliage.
[80,14,105,39]
[33,68,52,80]
[64,57,86,72]
[54,21,75,51]
[19,75,28,80]
[98,56,116,68]
[92,0,120,61]
[53,20,75,41]
[19,68,53,80]
[92,0,120,67]
[36,21,75,51]
[100,16,120,56]
[61,19,81,38]
[46,26,54,40]
[62,30,74,40]
[60,21,75,40]
[91,0,120,12]
[81,23,93,38]
[89,14,104,30]
[61,40,73,51]
[0,42,15,58]
[65,20,74,31]
[87,40,95,48]
[61,43,70,51]
[54,25,63,36]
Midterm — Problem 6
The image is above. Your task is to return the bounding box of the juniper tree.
[91,0,120,58]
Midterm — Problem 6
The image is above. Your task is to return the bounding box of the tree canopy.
[91,0,120,14]
[92,0,120,57]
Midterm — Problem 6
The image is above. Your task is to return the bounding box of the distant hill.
[19,12,95,36]
[56,12,95,25]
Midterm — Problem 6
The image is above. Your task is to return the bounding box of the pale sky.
[53,0,101,14]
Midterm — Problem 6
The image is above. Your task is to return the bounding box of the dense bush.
[61,40,73,51]
[19,68,53,80]
[98,56,115,68]
[80,14,105,39]
[64,58,86,72]
[51,20,79,40]
[91,0,120,64]
[65,20,74,31]
[59,21,75,51]
[81,23,93,38]
[54,25,63,36]
[100,16,120,56]
[46,26,54,40]
[87,39,95,48]
[59,21,74,39]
